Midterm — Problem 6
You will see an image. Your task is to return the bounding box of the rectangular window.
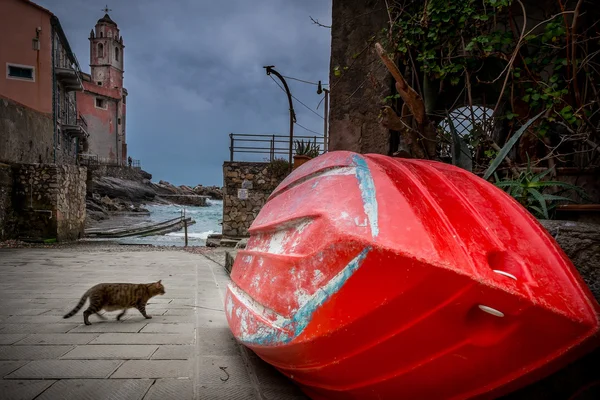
[118,118,121,125]
[97,81,102,86]
[95,97,107,109]
[6,63,35,81]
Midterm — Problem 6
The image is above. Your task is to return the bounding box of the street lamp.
[264,66,296,169]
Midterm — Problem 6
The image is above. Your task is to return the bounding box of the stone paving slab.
[195,385,257,399]
[36,379,153,400]
[5,360,123,379]
[0,361,27,377]
[144,379,193,400]
[0,248,308,399]
[0,345,73,360]
[196,355,252,386]
[90,333,195,345]
[140,323,194,334]
[69,321,148,333]
[0,334,28,345]
[0,323,78,334]
[111,360,192,378]
[16,333,99,345]
[0,379,56,400]
[60,345,158,360]
[151,345,193,360]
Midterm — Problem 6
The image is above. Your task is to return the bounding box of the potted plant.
[293,140,315,170]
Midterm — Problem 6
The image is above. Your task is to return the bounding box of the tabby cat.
[63,280,166,325]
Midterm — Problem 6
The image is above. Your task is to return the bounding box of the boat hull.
[225,151,600,399]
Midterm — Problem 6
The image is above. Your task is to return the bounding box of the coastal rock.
[93,176,156,203]
[193,185,223,200]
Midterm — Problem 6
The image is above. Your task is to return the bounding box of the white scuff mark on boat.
[253,219,313,255]
[226,295,234,319]
[340,211,350,219]
[352,155,379,238]
[250,273,262,289]
[294,288,311,307]
[242,255,253,263]
[312,269,324,286]
[354,217,367,227]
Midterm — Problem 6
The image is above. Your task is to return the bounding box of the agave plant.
[494,160,588,220]
[294,140,311,156]
[294,140,320,158]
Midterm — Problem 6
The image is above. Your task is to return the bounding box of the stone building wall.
[222,162,288,237]
[0,96,54,164]
[0,163,15,240]
[0,96,77,166]
[328,0,391,155]
[56,166,87,241]
[12,164,86,241]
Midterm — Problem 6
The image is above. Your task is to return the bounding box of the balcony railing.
[229,133,326,162]
[79,154,141,169]
[62,114,88,139]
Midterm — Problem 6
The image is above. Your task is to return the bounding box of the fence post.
[229,133,234,162]
[184,219,188,247]
[271,135,275,161]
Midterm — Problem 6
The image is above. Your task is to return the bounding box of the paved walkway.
[0,247,307,399]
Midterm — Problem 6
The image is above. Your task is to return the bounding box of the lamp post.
[317,81,329,152]
[264,66,296,169]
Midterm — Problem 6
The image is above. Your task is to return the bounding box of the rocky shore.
[85,166,223,226]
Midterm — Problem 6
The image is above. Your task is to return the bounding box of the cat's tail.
[63,290,90,319]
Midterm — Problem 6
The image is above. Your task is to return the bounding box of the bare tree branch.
[310,16,331,29]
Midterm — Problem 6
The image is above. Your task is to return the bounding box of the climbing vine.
[377,0,599,174]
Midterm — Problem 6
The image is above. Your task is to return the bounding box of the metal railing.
[229,133,326,162]
[78,115,88,132]
[78,154,140,168]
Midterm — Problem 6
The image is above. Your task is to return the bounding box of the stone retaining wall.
[88,164,152,182]
[0,164,15,240]
[12,164,87,241]
[222,161,288,237]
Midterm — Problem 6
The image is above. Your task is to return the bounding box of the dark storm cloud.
[35,0,332,185]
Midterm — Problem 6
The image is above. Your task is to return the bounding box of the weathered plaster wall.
[328,0,391,155]
[0,0,53,114]
[0,96,75,165]
[78,85,119,161]
[12,164,86,241]
[222,162,288,237]
[0,96,54,164]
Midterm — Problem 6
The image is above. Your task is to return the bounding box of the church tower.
[78,7,128,164]
[88,10,124,89]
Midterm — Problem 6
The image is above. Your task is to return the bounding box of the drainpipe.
[115,99,119,165]
[51,24,57,164]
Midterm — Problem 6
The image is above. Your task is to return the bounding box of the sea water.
[118,200,223,247]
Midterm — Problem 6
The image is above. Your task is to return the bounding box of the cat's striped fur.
[63,280,166,325]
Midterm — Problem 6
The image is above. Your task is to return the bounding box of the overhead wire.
[281,75,329,86]
[295,122,323,136]
[268,75,324,120]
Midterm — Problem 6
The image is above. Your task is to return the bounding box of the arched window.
[115,47,119,61]
[97,43,104,58]
[100,31,103,38]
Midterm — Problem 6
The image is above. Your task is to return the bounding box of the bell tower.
[88,6,124,89]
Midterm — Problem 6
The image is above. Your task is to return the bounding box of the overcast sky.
[36,0,332,186]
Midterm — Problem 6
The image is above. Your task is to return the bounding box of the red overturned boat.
[225,151,600,399]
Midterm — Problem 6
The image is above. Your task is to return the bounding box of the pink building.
[77,13,128,165]
[0,0,87,165]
